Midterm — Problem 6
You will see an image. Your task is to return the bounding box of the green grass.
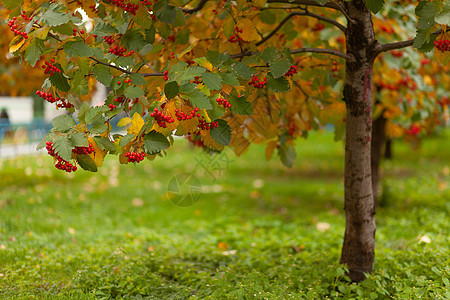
[0,130,449,299]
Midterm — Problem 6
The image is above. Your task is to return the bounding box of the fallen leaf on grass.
[316,222,331,232]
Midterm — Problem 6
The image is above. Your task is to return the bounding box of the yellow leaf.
[265,140,278,161]
[117,117,132,127]
[9,36,26,53]
[127,113,144,135]
[88,138,107,167]
[237,19,260,42]
[32,26,50,39]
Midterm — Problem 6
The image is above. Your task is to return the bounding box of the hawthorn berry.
[248,75,267,88]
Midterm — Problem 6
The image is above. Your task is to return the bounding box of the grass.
[0,130,449,299]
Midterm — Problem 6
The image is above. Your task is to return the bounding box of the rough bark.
[340,0,377,283]
[371,114,387,205]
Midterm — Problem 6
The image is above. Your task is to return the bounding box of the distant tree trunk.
[371,114,386,206]
[340,1,377,283]
[384,139,392,159]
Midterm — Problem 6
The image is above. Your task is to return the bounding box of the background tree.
[4,0,448,282]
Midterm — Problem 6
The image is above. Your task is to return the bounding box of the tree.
[4,0,448,282]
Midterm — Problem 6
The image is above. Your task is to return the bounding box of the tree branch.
[376,29,446,54]
[182,0,208,14]
[230,47,353,61]
[256,11,346,46]
[89,57,163,77]
[267,0,355,23]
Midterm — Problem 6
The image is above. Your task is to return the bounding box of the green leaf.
[91,19,118,36]
[267,75,291,93]
[122,28,146,51]
[76,154,98,172]
[228,95,253,115]
[220,72,240,86]
[365,0,385,14]
[210,119,231,146]
[278,144,296,168]
[63,40,94,57]
[164,81,179,99]
[269,59,292,79]
[41,10,71,27]
[230,62,253,80]
[435,1,450,25]
[188,90,212,109]
[25,39,45,67]
[50,67,70,92]
[158,5,177,24]
[260,47,281,63]
[178,66,207,81]
[93,64,113,86]
[53,135,74,162]
[36,132,56,150]
[77,102,90,123]
[143,130,170,154]
[129,73,146,85]
[202,73,223,90]
[207,98,226,120]
[207,51,230,67]
[93,136,116,151]
[119,134,135,147]
[416,1,443,19]
[70,132,89,147]
[124,86,144,99]
[90,123,108,135]
[85,106,109,125]
[179,83,197,93]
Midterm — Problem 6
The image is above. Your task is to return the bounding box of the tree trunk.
[340,1,377,283]
[371,114,386,205]
[384,139,392,159]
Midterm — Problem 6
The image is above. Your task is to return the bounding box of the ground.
[0,130,449,299]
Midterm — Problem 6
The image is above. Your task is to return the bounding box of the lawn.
[0,130,449,299]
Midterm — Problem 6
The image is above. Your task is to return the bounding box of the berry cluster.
[168,35,175,42]
[228,27,244,43]
[109,45,134,57]
[406,124,420,136]
[36,90,74,109]
[150,107,175,128]
[7,17,28,39]
[104,0,139,15]
[42,59,61,76]
[391,50,403,58]
[140,0,152,5]
[198,119,219,131]
[193,76,202,84]
[331,62,339,78]
[46,142,77,172]
[434,39,450,52]
[187,135,206,148]
[21,11,33,21]
[288,123,296,136]
[109,104,116,110]
[169,52,175,59]
[163,71,169,81]
[114,95,126,103]
[284,65,298,77]
[312,23,325,32]
[125,151,145,163]
[175,108,200,121]
[216,97,232,108]
[248,75,267,88]
[72,144,95,155]
[73,28,84,36]
[103,36,115,45]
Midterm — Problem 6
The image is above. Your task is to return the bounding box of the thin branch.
[182,0,208,14]
[89,56,163,77]
[291,47,353,60]
[256,11,345,46]
[376,29,447,54]
[230,47,352,61]
[267,0,355,23]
